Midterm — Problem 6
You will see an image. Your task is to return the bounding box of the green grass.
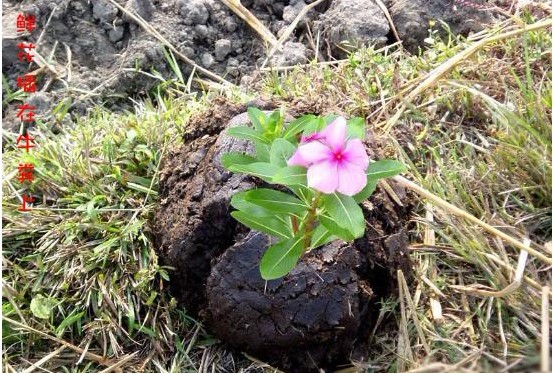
[3,14,552,373]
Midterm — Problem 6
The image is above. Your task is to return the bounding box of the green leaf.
[231,191,273,216]
[30,295,57,319]
[270,138,297,167]
[273,166,307,186]
[319,214,356,241]
[347,117,366,139]
[227,126,268,143]
[260,235,305,280]
[196,336,219,347]
[244,188,308,215]
[287,184,313,204]
[133,323,156,337]
[302,117,326,136]
[231,211,292,239]
[227,162,279,183]
[247,107,268,131]
[127,182,158,196]
[366,160,405,181]
[283,115,319,141]
[322,193,365,238]
[56,310,85,337]
[221,152,256,169]
[353,179,378,203]
[310,224,337,249]
[323,114,339,124]
[267,108,284,135]
[93,237,120,255]
[255,142,271,162]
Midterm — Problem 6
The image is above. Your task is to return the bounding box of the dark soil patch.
[153,97,414,372]
[2,0,498,132]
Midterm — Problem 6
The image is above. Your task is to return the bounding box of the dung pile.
[152,99,414,371]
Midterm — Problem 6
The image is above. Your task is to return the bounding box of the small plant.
[222,108,405,280]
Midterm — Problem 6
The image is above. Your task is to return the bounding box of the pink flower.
[287,116,369,196]
[299,132,324,143]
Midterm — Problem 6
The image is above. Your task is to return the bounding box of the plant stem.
[291,216,299,235]
[302,192,321,253]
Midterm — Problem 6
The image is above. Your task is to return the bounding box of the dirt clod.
[315,0,389,57]
[390,0,494,51]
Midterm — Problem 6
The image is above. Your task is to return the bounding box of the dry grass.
[2,8,551,373]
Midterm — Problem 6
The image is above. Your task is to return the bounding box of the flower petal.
[288,140,332,167]
[320,116,347,152]
[307,160,339,194]
[300,132,324,143]
[337,161,367,196]
[287,148,309,167]
[343,139,369,170]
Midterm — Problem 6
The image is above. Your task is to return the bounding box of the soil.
[154,97,263,315]
[2,0,500,131]
[153,97,414,372]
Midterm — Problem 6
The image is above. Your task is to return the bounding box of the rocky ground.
[2,0,500,129]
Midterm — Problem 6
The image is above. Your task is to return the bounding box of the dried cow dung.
[205,232,361,370]
[153,101,413,372]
